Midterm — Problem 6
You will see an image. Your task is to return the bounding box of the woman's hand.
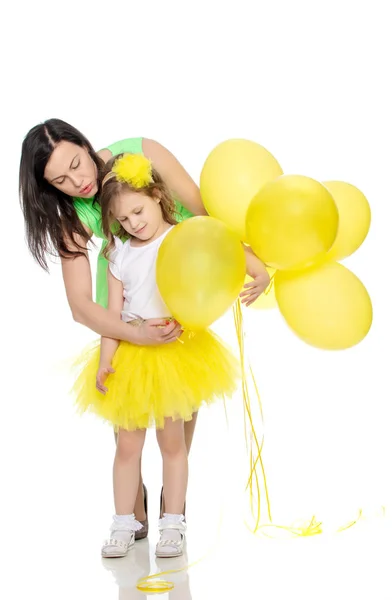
[132,318,183,346]
[96,364,116,394]
[241,244,271,306]
[240,271,271,306]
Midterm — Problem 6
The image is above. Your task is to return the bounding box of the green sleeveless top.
[73,137,194,308]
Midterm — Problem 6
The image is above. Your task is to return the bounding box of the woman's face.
[44,141,99,198]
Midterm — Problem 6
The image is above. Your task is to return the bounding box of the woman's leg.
[114,430,146,520]
[184,411,198,455]
[156,418,188,515]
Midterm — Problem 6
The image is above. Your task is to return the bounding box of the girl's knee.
[157,421,186,456]
[116,429,145,461]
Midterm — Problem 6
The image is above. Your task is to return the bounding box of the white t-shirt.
[109,227,173,322]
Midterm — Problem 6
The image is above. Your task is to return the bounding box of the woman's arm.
[61,230,181,344]
[243,245,269,278]
[99,139,207,215]
[99,269,124,366]
[240,245,271,306]
[96,271,123,394]
[142,138,208,216]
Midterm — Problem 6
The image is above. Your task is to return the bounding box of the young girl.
[72,153,243,559]
[19,121,203,539]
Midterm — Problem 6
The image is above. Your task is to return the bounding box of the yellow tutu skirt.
[72,330,240,430]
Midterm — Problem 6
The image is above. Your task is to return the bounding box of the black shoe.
[160,486,186,522]
[135,484,148,540]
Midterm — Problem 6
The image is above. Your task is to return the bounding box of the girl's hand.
[96,364,115,394]
[134,318,183,345]
[240,271,271,306]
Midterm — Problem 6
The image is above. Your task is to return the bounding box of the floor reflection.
[102,539,193,599]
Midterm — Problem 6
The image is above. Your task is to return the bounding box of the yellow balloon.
[246,175,339,270]
[275,262,372,350]
[157,217,246,330]
[323,181,371,261]
[245,268,277,310]
[200,139,283,241]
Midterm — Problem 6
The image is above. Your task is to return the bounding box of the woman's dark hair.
[19,118,105,270]
[100,154,178,260]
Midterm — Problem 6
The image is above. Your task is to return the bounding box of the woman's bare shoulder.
[97,148,112,163]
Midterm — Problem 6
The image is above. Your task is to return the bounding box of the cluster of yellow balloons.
[198,139,372,350]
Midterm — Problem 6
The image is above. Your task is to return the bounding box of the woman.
[19,118,208,540]
[19,119,269,540]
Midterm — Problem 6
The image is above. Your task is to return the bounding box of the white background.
[1,0,392,598]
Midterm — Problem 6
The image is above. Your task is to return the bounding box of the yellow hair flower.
[112,154,153,189]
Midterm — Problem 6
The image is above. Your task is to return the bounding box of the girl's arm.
[142,138,208,216]
[61,230,181,344]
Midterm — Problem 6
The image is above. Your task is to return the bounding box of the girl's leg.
[155,418,187,557]
[156,418,188,514]
[102,428,146,558]
[160,412,198,516]
[114,428,146,514]
[114,430,146,521]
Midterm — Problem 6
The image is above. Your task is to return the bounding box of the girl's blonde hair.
[100,153,178,260]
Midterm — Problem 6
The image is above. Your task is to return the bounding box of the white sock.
[159,513,185,544]
[110,513,143,543]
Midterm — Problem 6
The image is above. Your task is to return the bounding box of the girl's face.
[44,141,98,198]
[112,189,165,243]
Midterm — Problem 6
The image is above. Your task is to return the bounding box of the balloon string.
[252,508,368,538]
[233,299,272,528]
[264,272,276,297]
[233,299,383,538]
[176,329,196,345]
